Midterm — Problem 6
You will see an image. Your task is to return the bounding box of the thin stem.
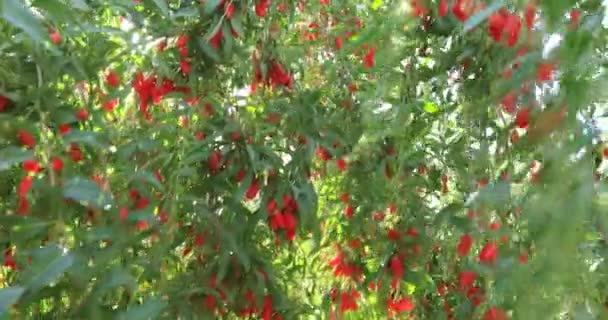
[36,64,56,187]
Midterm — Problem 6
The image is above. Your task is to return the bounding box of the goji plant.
[1,0,608,319]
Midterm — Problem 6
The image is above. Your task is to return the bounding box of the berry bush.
[1,0,608,319]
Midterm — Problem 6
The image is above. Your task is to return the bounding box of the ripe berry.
[76,108,89,121]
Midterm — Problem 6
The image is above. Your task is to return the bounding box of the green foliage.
[0,0,607,319]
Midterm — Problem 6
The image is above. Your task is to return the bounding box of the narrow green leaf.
[126,208,155,223]
[173,7,198,18]
[32,0,73,22]
[10,220,53,242]
[151,0,170,18]
[1,0,46,42]
[51,108,79,124]
[0,147,33,171]
[0,287,25,316]
[233,172,253,202]
[184,150,210,165]
[26,252,74,292]
[470,181,511,208]
[181,287,221,298]
[117,142,138,161]
[200,40,221,62]
[216,251,231,282]
[117,297,167,320]
[245,145,259,169]
[463,0,504,32]
[176,166,197,178]
[293,181,320,242]
[540,0,572,29]
[204,0,221,14]
[63,130,109,149]
[222,22,233,56]
[63,177,114,209]
[260,62,268,80]
[137,138,160,152]
[230,14,245,38]
[100,268,136,291]
[70,0,90,10]
[132,170,164,191]
[293,181,318,217]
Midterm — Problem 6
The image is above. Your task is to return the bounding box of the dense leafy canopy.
[1,0,608,319]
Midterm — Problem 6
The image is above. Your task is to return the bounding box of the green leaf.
[63,177,114,209]
[222,22,233,56]
[126,208,155,223]
[245,145,259,169]
[70,0,90,10]
[184,150,210,165]
[100,267,136,291]
[32,0,73,22]
[463,0,504,32]
[293,181,318,217]
[198,37,221,63]
[221,221,251,271]
[540,0,573,29]
[1,0,46,42]
[0,287,25,316]
[230,14,245,38]
[63,130,109,149]
[9,220,53,242]
[52,108,79,124]
[117,142,138,161]
[117,297,167,320]
[26,251,74,292]
[132,170,164,191]
[472,181,511,208]
[216,251,231,282]
[181,287,221,298]
[423,101,440,114]
[173,7,198,18]
[293,180,320,242]
[231,171,252,203]
[448,215,471,231]
[150,0,170,18]
[0,147,33,171]
[203,0,221,14]
[136,139,161,153]
[176,166,197,178]
[260,62,268,80]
